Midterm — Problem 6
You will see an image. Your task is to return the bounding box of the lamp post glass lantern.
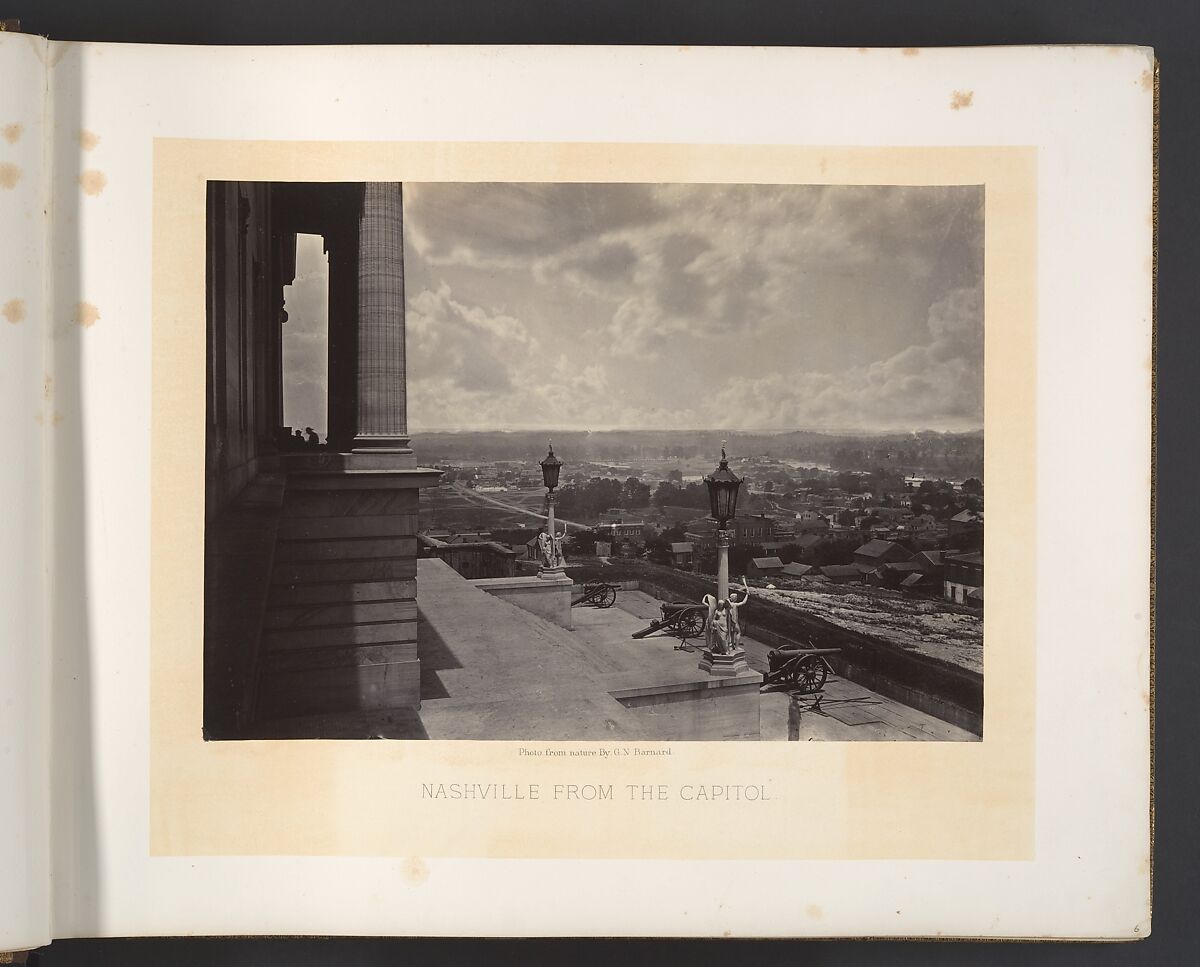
[704,442,742,528]
[540,441,562,491]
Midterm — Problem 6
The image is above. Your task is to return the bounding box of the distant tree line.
[556,476,652,521]
[910,478,983,519]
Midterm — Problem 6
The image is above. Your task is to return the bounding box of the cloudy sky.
[283,182,983,436]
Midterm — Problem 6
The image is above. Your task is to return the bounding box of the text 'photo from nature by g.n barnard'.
[204,180,984,744]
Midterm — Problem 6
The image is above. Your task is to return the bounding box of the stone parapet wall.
[471,574,574,629]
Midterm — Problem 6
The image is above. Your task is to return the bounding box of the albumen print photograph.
[203,180,985,743]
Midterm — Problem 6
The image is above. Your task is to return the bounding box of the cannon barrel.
[768,646,841,659]
[631,617,672,640]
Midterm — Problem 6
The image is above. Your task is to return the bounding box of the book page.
[0,31,52,953]
[50,42,1151,939]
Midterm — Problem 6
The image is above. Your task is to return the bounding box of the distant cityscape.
[416,427,983,614]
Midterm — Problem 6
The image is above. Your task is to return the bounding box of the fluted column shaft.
[353,183,409,451]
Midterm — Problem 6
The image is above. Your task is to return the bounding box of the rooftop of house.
[853,538,906,558]
[947,551,984,566]
[821,564,864,578]
[750,556,786,569]
[668,542,693,553]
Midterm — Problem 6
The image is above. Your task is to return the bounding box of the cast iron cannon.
[762,645,841,693]
[571,582,618,609]
[630,602,707,640]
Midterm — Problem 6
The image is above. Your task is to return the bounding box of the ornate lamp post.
[700,442,750,675]
[538,441,566,577]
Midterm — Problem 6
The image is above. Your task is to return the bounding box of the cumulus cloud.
[405,183,661,269]
[404,284,708,430]
[707,284,984,431]
[406,282,536,397]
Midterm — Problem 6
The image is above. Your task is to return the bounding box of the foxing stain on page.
[2,297,24,323]
[79,169,107,195]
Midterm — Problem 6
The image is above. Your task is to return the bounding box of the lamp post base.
[699,648,751,677]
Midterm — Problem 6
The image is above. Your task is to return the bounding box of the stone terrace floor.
[249,564,976,742]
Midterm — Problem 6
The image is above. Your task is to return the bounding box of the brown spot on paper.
[74,302,100,328]
[0,162,20,189]
[2,122,22,144]
[1140,70,1153,91]
[402,856,429,885]
[857,48,868,54]
[43,374,52,400]
[2,298,24,324]
[806,903,823,920]
[79,129,101,151]
[79,170,107,195]
[902,47,920,57]
[950,90,974,110]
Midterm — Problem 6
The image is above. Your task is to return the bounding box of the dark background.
[7,1,1196,965]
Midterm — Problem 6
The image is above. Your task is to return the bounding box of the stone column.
[353,182,409,452]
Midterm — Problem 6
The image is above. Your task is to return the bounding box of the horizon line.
[407,425,985,436]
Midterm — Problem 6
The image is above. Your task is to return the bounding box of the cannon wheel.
[791,655,828,693]
[678,609,706,638]
[597,585,617,609]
